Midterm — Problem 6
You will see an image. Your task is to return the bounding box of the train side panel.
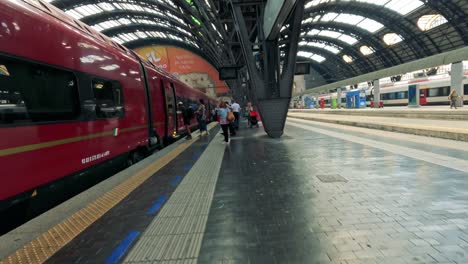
[0,1,149,201]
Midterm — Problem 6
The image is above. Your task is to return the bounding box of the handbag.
[227,111,235,122]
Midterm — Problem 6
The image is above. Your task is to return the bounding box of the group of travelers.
[178,99,260,143]
[216,100,259,143]
[178,99,209,140]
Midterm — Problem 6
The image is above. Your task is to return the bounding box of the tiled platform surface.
[290,107,468,120]
[288,112,468,142]
[4,118,468,264]
[197,120,468,264]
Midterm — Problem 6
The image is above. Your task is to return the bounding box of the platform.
[290,107,468,120]
[289,111,468,142]
[3,120,468,263]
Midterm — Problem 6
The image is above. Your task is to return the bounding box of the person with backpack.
[178,101,193,140]
[217,101,233,144]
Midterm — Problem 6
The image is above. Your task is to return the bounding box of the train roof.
[20,0,216,101]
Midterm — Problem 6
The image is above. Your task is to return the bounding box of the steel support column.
[232,0,305,138]
[337,88,342,109]
[451,62,464,107]
[373,79,380,108]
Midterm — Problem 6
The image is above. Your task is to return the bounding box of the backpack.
[187,107,194,119]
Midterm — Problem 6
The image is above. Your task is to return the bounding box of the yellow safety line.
[0,125,148,157]
[0,123,217,264]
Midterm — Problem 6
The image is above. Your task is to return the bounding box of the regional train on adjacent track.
[0,0,217,213]
[316,75,468,108]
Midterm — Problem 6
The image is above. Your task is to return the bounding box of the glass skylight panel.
[118,18,132,25]
[343,55,353,63]
[334,14,363,25]
[384,0,424,15]
[323,45,341,54]
[383,33,403,45]
[65,10,83,20]
[112,36,124,44]
[92,24,104,31]
[417,14,448,31]
[318,30,341,39]
[97,3,115,11]
[357,0,390,5]
[297,51,326,63]
[321,13,339,22]
[164,0,177,8]
[307,29,321,36]
[338,34,358,45]
[311,54,326,63]
[302,18,313,24]
[304,42,341,54]
[311,12,383,33]
[135,32,148,38]
[360,45,374,56]
[307,29,359,45]
[298,51,314,58]
[357,18,384,33]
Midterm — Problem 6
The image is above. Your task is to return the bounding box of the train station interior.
[1,0,468,263]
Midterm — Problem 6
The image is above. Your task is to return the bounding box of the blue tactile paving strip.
[43,127,220,264]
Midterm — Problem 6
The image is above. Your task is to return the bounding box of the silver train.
[316,76,468,108]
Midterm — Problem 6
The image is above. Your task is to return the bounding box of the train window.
[428,88,438,97]
[464,84,468,95]
[397,92,407,99]
[92,80,124,119]
[442,87,450,96]
[0,57,79,125]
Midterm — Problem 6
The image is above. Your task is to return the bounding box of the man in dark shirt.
[178,102,192,139]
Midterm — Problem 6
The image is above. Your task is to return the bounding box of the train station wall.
[134,45,228,96]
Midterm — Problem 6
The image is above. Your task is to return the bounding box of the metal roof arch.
[299,46,358,78]
[422,0,468,44]
[300,35,377,73]
[81,9,191,33]
[302,21,397,67]
[305,2,437,57]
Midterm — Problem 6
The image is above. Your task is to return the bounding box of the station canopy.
[46,0,468,84]
[45,0,231,69]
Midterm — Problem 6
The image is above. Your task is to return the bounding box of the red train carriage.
[0,0,216,211]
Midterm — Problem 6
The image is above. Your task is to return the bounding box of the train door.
[163,80,177,138]
[147,73,165,142]
[420,89,427,105]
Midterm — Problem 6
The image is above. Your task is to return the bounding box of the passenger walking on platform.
[178,102,193,140]
[231,100,240,130]
[197,99,209,136]
[226,101,236,136]
[217,102,232,143]
[449,90,460,109]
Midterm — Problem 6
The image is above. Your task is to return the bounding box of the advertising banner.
[134,45,228,96]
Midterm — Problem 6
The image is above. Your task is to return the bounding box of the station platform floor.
[2,119,468,264]
[288,111,468,142]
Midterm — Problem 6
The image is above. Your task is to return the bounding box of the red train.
[0,0,217,211]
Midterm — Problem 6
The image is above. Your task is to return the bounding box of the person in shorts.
[178,101,192,140]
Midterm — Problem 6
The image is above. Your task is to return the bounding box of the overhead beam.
[297,46,468,95]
